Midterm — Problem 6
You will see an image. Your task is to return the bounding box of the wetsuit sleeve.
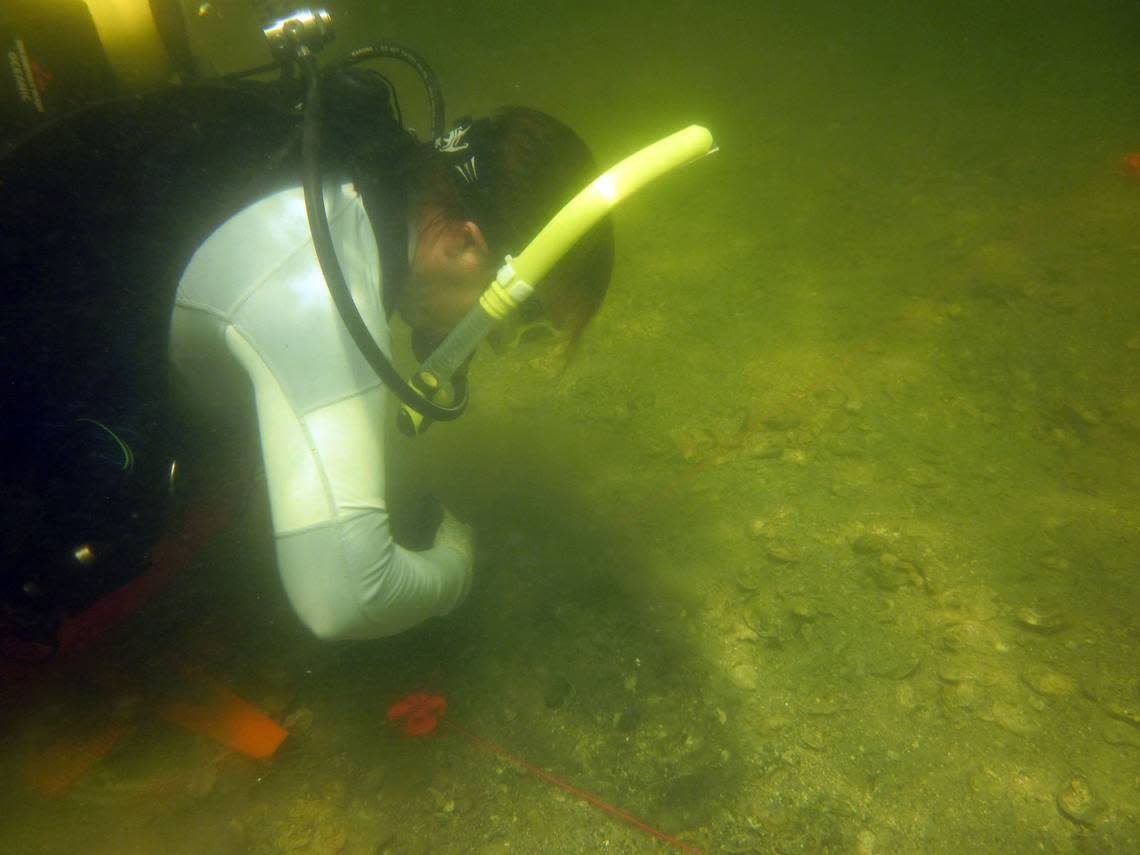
[171,184,472,639]
[221,327,472,639]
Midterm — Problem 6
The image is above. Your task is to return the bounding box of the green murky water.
[3,1,1138,852]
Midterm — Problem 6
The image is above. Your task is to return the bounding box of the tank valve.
[262,7,334,59]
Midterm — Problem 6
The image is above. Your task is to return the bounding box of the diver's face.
[398,214,490,344]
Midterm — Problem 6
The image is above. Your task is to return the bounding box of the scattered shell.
[784,448,808,465]
[1021,668,1076,697]
[671,426,716,462]
[1103,701,1140,729]
[788,599,818,621]
[851,532,891,555]
[1103,720,1140,749]
[284,707,315,734]
[735,567,764,592]
[868,646,922,680]
[1056,775,1100,825]
[940,620,1005,654]
[761,413,800,431]
[1014,607,1067,634]
[730,664,758,691]
[733,623,761,643]
[799,727,826,750]
[988,702,1039,736]
[543,674,575,709]
[745,435,784,460]
[868,554,914,591]
[759,714,790,735]
[765,540,801,563]
[940,680,979,710]
[802,697,842,716]
[904,466,942,488]
[941,658,1003,687]
[743,605,786,645]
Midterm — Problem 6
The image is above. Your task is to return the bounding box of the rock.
[1056,775,1100,825]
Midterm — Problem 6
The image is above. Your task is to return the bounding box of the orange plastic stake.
[159,672,287,759]
[25,720,130,796]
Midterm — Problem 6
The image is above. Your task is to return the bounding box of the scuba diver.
[1,2,615,652]
[1,3,712,659]
[167,98,616,640]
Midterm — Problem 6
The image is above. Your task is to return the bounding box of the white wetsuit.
[169,182,472,640]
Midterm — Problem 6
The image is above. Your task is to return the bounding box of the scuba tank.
[0,0,203,152]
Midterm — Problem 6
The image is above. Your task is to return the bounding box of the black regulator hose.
[340,44,446,141]
[298,52,467,421]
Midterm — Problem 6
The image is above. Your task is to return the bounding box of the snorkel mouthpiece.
[399,124,717,436]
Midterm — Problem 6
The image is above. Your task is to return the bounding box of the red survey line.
[444,720,707,854]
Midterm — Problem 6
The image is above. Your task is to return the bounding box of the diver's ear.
[461,221,489,255]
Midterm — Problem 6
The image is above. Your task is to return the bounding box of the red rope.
[443,720,707,854]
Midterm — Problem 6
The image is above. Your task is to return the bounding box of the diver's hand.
[433,506,474,607]
[433,506,474,564]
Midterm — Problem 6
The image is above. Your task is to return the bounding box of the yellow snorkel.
[398,124,717,436]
